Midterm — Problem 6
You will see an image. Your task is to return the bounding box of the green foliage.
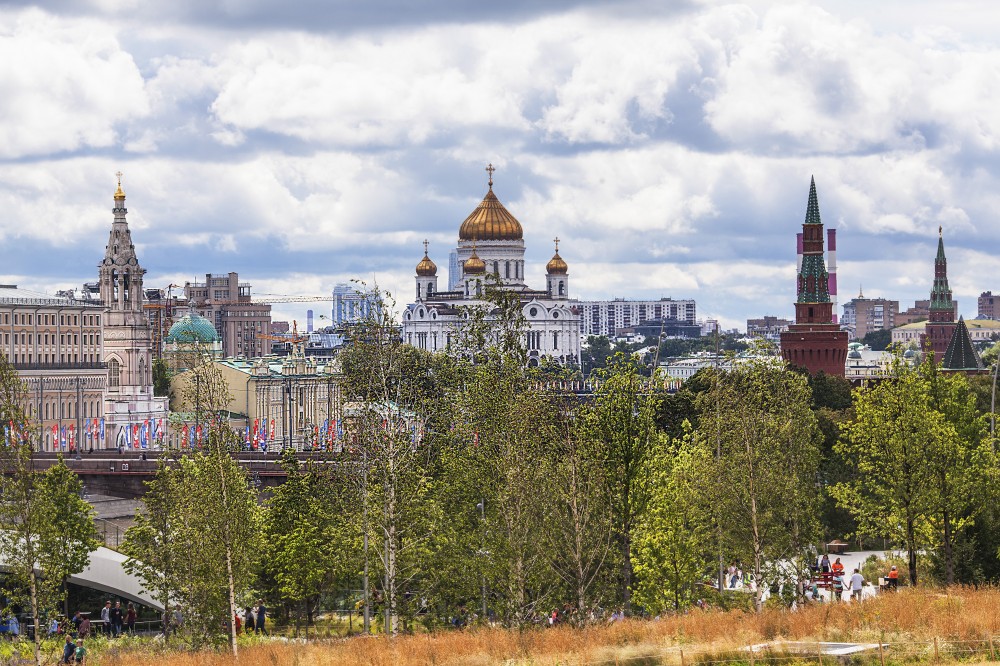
[632,436,712,613]
[694,357,822,608]
[861,328,893,351]
[152,358,171,398]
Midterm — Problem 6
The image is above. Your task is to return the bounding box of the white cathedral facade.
[402,167,581,366]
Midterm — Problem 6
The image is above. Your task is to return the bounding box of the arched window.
[558,281,565,296]
[505,262,510,278]
[417,283,422,299]
[108,358,121,389]
[493,261,499,275]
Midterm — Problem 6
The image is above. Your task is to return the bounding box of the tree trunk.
[906,517,918,586]
[225,545,239,657]
[942,508,954,586]
[622,533,632,613]
[29,569,41,666]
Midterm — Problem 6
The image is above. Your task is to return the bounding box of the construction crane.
[188,294,334,307]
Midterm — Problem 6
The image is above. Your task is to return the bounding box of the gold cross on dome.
[485,163,495,188]
[423,239,429,254]
[553,236,560,252]
[115,170,123,186]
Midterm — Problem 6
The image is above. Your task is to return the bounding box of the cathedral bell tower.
[780,177,848,377]
[99,173,168,448]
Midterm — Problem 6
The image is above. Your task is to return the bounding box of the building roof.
[804,175,822,225]
[0,285,96,307]
[166,312,220,343]
[458,188,523,241]
[895,319,1000,331]
[942,317,984,370]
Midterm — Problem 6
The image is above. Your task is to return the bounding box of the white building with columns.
[402,167,581,366]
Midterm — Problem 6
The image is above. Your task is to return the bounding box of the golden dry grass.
[105,587,1000,666]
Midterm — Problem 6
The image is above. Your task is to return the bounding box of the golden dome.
[458,189,523,241]
[547,252,568,275]
[114,170,125,200]
[416,240,437,276]
[464,247,486,274]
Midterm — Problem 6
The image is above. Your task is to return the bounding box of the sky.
[2,0,1000,330]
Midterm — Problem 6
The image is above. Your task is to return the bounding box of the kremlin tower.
[780,177,848,377]
[921,227,957,358]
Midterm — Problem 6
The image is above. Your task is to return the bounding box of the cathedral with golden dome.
[402,165,581,366]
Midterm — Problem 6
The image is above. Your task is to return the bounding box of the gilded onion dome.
[546,237,567,274]
[114,171,126,200]
[464,247,486,274]
[416,240,437,276]
[458,164,523,241]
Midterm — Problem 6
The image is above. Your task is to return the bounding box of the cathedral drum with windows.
[402,165,581,366]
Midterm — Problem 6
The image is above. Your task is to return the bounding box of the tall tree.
[632,435,712,613]
[695,356,821,609]
[122,460,183,640]
[833,361,944,585]
[582,352,659,613]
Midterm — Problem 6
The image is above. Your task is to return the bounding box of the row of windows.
[2,312,100,326]
[5,333,98,345]
[37,399,102,420]
[7,353,100,364]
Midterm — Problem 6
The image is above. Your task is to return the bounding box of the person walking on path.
[110,601,123,637]
[244,606,255,634]
[125,603,136,634]
[850,569,865,600]
[61,634,76,664]
[100,601,111,635]
[832,557,845,576]
[74,638,88,665]
[887,565,899,590]
[256,599,267,635]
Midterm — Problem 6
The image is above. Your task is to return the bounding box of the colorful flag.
[99,417,105,441]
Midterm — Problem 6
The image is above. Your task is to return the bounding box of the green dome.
[166,312,219,344]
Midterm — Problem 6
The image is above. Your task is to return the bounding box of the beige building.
[184,272,272,358]
[0,285,107,451]
[841,293,899,340]
[169,342,341,451]
[892,319,1000,345]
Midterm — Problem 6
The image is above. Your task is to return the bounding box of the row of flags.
[46,418,164,451]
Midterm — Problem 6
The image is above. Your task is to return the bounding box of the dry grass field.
[99,588,1000,665]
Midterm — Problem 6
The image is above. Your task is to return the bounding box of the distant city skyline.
[2,1,1000,329]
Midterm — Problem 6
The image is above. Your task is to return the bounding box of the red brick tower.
[921,227,957,360]
[780,177,848,376]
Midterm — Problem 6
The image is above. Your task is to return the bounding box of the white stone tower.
[100,173,168,448]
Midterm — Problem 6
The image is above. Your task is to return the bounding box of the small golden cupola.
[415,240,437,276]
[458,163,523,242]
[546,237,568,275]
[464,243,486,274]
[114,170,126,201]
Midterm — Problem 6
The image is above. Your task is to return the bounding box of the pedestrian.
[74,637,88,665]
[850,568,865,600]
[244,605,255,634]
[125,602,136,634]
[61,634,76,664]
[78,615,91,639]
[820,554,831,573]
[832,557,845,576]
[110,600,123,637]
[888,565,899,590]
[71,611,83,633]
[256,599,267,635]
[100,601,111,634]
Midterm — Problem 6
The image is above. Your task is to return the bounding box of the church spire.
[100,172,144,312]
[930,226,953,314]
[795,176,831,306]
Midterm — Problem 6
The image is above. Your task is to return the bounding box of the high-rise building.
[184,272,271,358]
[99,175,169,448]
[331,283,380,327]
[840,290,899,340]
[578,298,696,338]
[448,251,460,291]
[780,177,848,376]
[979,291,997,320]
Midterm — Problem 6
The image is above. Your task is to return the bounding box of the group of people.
[99,600,137,636]
[813,554,889,602]
[236,600,268,635]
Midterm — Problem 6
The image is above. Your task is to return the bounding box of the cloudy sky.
[2,0,1000,329]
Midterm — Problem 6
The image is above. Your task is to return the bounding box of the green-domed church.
[164,310,223,370]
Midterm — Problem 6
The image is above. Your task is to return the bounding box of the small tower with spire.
[922,226,958,359]
[415,239,438,302]
[545,237,569,299]
[780,177,849,376]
